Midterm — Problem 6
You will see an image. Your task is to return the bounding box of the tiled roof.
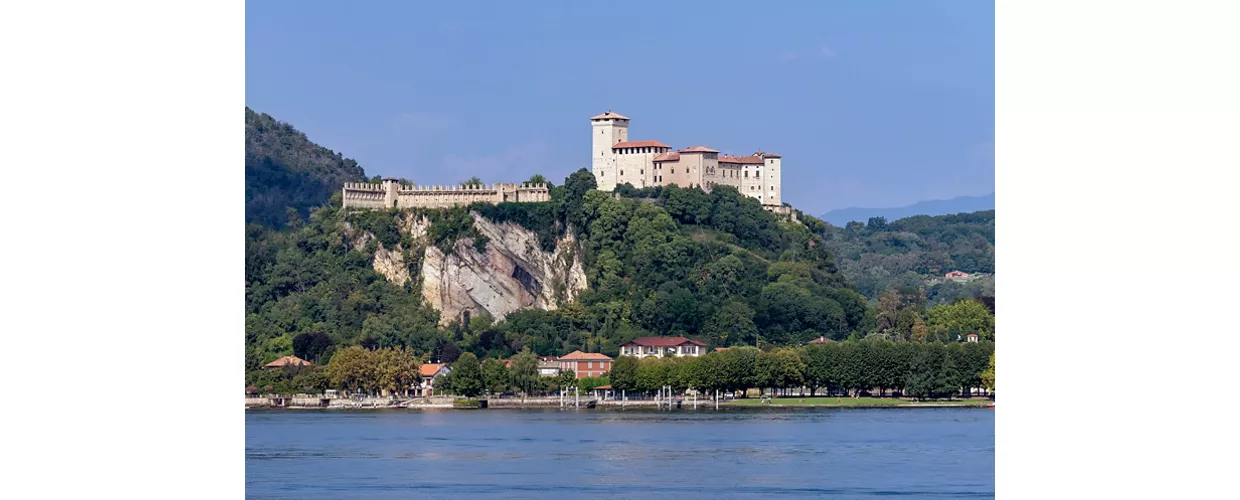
[653,152,681,162]
[754,150,781,158]
[419,363,445,377]
[613,140,670,149]
[264,355,312,368]
[591,110,630,120]
[559,350,613,361]
[621,336,708,347]
[719,154,765,165]
[681,145,718,153]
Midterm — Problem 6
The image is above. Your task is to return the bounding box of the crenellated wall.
[342,181,550,210]
[341,182,389,209]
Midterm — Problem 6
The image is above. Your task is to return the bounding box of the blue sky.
[246,1,993,214]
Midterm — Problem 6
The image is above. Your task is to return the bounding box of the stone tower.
[756,151,782,207]
[382,177,400,207]
[590,110,629,191]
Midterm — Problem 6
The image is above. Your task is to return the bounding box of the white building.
[590,111,783,209]
[618,336,708,359]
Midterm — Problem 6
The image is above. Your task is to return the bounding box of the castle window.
[621,170,624,176]
[671,168,675,174]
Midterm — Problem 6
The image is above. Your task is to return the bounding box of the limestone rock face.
[421,214,586,325]
[372,243,411,286]
[349,211,588,326]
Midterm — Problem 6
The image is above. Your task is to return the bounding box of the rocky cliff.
[347,211,587,326]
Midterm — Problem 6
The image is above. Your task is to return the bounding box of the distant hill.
[245,107,367,228]
[821,193,994,226]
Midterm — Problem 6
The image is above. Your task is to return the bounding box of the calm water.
[246,407,994,499]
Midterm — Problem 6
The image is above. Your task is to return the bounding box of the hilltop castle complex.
[589,111,783,210]
[341,110,787,213]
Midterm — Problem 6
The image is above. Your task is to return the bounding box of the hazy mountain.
[821,193,995,226]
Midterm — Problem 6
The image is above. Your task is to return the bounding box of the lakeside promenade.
[245,394,992,410]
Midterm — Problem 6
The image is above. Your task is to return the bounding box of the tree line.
[247,340,994,402]
[606,340,995,401]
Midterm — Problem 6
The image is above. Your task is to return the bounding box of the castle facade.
[590,111,783,208]
[341,179,549,210]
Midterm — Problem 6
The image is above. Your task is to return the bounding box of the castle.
[589,110,783,210]
[340,110,787,213]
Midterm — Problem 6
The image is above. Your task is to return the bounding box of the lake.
[246,407,994,499]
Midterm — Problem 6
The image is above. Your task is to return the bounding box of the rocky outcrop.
[421,214,586,325]
[348,211,588,326]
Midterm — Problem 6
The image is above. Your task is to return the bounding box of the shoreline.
[245,396,993,411]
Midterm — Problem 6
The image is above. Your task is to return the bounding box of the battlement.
[342,181,550,210]
[342,182,385,191]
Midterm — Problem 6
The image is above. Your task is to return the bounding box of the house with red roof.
[416,363,451,397]
[558,351,612,379]
[619,336,708,359]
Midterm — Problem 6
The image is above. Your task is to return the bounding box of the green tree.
[509,348,540,400]
[609,356,639,393]
[527,174,547,185]
[705,301,757,347]
[800,344,832,396]
[553,370,577,391]
[374,347,421,397]
[461,176,483,187]
[927,299,995,341]
[449,352,484,397]
[481,358,511,395]
[754,348,806,396]
[326,346,376,394]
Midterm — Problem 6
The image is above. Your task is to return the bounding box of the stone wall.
[342,181,550,210]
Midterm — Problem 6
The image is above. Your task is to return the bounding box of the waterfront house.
[417,363,451,397]
[558,351,612,379]
[619,336,708,359]
[264,355,312,369]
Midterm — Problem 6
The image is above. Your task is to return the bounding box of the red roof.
[591,110,630,120]
[264,355,312,368]
[719,155,765,165]
[613,140,670,149]
[653,152,680,162]
[594,385,613,390]
[621,336,708,348]
[560,350,613,361]
[681,145,718,153]
[419,363,445,377]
